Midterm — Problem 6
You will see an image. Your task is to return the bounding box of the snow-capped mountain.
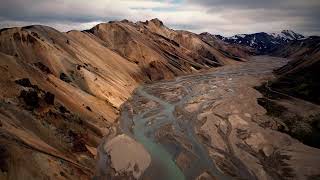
[215,30,306,54]
[270,30,305,41]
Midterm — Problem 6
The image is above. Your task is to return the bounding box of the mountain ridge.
[212,30,307,54]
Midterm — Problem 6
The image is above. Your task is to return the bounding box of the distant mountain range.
[212,30,306,54]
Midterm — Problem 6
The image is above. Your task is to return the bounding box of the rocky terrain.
[0,18,319,180]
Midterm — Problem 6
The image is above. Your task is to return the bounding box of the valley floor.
[97,56,320,180]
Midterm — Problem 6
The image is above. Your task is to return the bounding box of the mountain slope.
[0,19,247,179]
[0,25,143,108]
[0,25,144,179]
[85,19,243,81]
[254,36,320,149]
[271,36,320,104]
[199,32,255,58]
[141,19,246,63]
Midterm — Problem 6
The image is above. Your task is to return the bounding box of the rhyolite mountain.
[213,30,306,54]
[0,18,247,179]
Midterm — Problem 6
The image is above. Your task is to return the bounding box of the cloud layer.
[0,0,319,36]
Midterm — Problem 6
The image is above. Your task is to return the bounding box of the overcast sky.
[0,0,319,36]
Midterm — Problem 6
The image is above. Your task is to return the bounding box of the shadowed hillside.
[272,36,320,104]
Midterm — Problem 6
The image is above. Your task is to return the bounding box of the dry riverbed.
[98,56,320,180]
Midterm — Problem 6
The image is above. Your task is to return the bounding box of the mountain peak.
[120,19,131,23]
[200,32,211,36]
[280,30,304,40]
[281,29,294,33]
[149,18,164,27]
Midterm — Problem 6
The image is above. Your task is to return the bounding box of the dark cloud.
[0,0,125,23]
[187,0,320,35]
[0,0,319,35]
[187,0,320,10]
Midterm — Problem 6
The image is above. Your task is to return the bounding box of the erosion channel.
[119,56,289,180]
